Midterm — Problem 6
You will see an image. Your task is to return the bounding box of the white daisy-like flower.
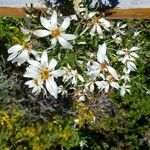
[63,64,84,85]
[115,22,127,35]
[112,34,122,44]
[117,47,140,64]
[88,43,119,80]
[7,39,39,66]
[96,75,120,93]
[58,85,68,96]
[120,68,131,82]
[33,10,77,49]
[84,12,111,37]
[85,66,104,93]
[24,51,64,98]
[120,83,131,97]
[25,78,44,95]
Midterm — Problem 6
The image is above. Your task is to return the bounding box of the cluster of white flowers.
[7,6,140,99]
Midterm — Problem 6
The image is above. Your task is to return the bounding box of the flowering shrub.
[7,4,140,100]
[0,0,150,149]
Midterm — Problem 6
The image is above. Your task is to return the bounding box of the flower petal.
[61,17,70,30]
[58,36,73,49]
[33,30,50,37]
[8,45,23,53]
[40,17,51,30]
[49,59,57,70]
[61,34,77,41]
[50,10,57,26]
[28,60,42,69]
[110,81,120,89]
[46,78,58,98]
[107,66,119,80]
[7,52,18,61]
[130,47,140,51]
[52,69,65,78]
[41,51,48,66]
[97,43,107,63]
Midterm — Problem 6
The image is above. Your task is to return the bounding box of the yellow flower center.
[107,75,113,83]
[51,28,60,37]
[91,16,99,25]
[24,42,33,52]
[100,62,108,71]
[40,68,49,80]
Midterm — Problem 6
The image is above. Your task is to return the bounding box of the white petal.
[87,12,96,19]
[120,88,125,96]
[96,81,107,89]
[116,50,125,55]
[130,52,139,58]
[28,60,42,69]
[46,78,58,98]
[58,36,73,49]
[52,70,65,78]
[107,66,119,80]
[104,84,109,93]
[25,80,34,87]
[110,81,120,89]
[90,25,96,36]
[7,52,18,61]
[130,47,140,51]
[90,83,95,93]
[99,18,111,30]
[96,25,103,35]
[31,50,40,61]
[50,10,57,26]
[40,17,51,30]
[49,59,57,70]
[49,38,57,49]
[127,61,137,71]
[41,51,48,66]
[24,71,39,78]
[61,34,77,41]
[61,17,70,30]
[33,30,50,37]
[8,45,23,53]
[97,43,107,63]
[77,74,84,82]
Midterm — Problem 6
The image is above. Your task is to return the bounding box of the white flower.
[96,75,120,93]
[58,85,68,96]
[24,51,64,98]
[88,43,119,80]
[133,31,141,37]
[85,67,103,93]
[117,47,140,64]
[7,40,39,66]
[120,68,131,82]
[84,12,111,37]
[25,78,44,95]
[112,34,122,44]
[33,10,77,49]
[120,83,131,97]
[79,140,88,149]
[63,64,84,85]
[115,22,127,35]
